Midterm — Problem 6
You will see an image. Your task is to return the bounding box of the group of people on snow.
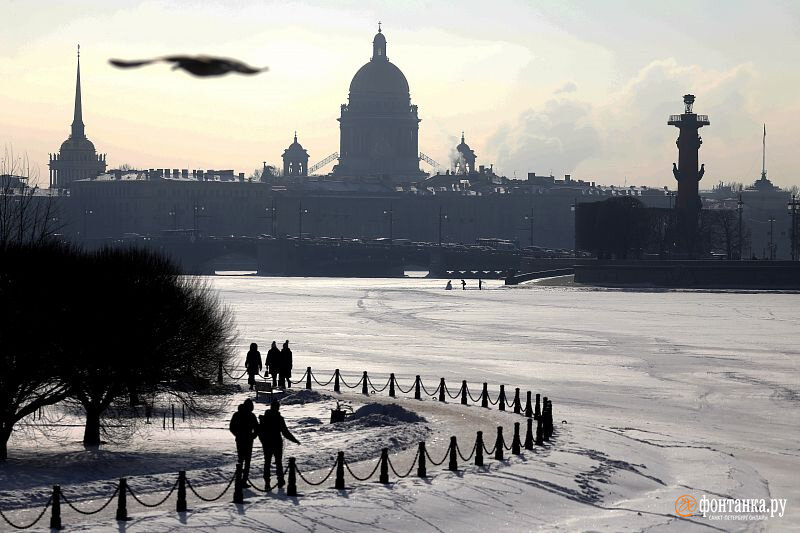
[229,398,300,487]
[245,340,293,390]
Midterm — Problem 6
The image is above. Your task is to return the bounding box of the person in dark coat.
[245,343,262,391]
[265,341,280,388]
[257,400,299,488]
[278,340,292,389]
[229,398,259,481]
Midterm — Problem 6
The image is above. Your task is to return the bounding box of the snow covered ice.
[2,276,798,531]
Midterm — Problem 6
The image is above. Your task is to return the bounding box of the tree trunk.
[83,407,102,446]
[0,425,11,461]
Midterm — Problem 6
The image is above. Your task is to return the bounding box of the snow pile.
[280,389,331,405]
[323,402,425,430]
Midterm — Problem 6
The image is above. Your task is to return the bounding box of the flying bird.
[109,55,267,77]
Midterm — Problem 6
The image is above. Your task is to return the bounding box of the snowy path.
[2,277,798,531]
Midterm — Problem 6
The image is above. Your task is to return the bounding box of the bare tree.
[61,247,237,445]
[0,242,74,460]
[0,145,61,248]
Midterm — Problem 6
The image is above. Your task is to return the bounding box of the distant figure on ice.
[245,343,262,391]
[266,341,281,388]
[279,340,293,388]
[461,279,466,290]
[258,400,300,489]
[229,399,259,481]
[445,280,452,290]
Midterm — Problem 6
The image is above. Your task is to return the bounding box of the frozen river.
[213,276,800,530]
[5,276,797,531]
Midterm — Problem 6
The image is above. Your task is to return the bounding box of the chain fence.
[1,368,555,529]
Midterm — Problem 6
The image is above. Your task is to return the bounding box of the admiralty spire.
[49,45,106,189]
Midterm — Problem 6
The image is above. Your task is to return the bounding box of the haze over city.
[2,0,799,187]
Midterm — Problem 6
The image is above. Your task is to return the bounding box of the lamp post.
[736,194,744,260]
[383,205,393,245]
[168,206,178,230]
[265,199,277,236]
[82,208,93,240]
[438,206,448,246]
[524,207,534,247]
[768,216,775,260]
[298,201,309,240]
[192,202,205,236]
[789,194,800,261]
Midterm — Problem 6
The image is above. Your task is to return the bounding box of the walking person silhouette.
[245,343,262,391]
[229,399,258,482]
[279,340,293,388]
[265,341,280,388]
[258,400,299,489]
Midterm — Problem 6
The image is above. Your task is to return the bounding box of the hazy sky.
[2,0,798,188]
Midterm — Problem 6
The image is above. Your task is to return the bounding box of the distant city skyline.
[2,0,798,188]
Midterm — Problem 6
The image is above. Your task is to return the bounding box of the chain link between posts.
[62,486,119,515]
[344,457,382,481]
[394,380,415,394]
[289,368,309,386]
[387,449,420,478]
[419,379,440,397]
[457,440,478,462]
[0,497,52,530]
[296,462,338,486]
[425,442,451,466]
[338,373,364,389]
[464,383,482,403]
[127,479,179,508]
[445,382,462,400]
[311,370,335,387]
[186,473,236,502]
[367,376,390,393]
[223,365,248,381]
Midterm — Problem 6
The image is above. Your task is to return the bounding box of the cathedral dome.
[348,29,409,100]
[60,135,96,153]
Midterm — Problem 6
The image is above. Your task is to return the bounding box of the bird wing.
[108,58,159,68]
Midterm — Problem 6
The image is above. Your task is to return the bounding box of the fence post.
[287,458,298,497]
[306,367,312,390]
[335,451,345,490]
[498,385,506,412]
[475,431,484,467]
[461,380,468,405]
[513,388,521,414]
[162,411,166,430]
[389,373,396,398]
[535,393,541,419]
[379,448,389,484]
[512,422,521,455]
[217,361,223,385]
[116,478,128,521]
[525,391,533,418]
[494,427,504,461]
[414,375,421,400]
[334,369,341,393]
[171,404,175,430]
[417,442,427,478]
[481,382,489,408]
[448,436,458,471]
[362,371,369,395]
[176,471,187,512]
[524,418,534,450]
[535,418,544,446]
[544,400,552,441]
[50,485,62,530]
[232,463,244,504]
[438,378,446,402]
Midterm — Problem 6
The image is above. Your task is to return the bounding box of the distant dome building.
[49,47,106,189]
[333,26,424,181]
[455,132,476,175]
[282,132,309,177]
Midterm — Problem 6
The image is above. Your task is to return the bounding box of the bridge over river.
[105,236,545,278]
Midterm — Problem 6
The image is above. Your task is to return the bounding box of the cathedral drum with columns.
[333,27,425,182]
